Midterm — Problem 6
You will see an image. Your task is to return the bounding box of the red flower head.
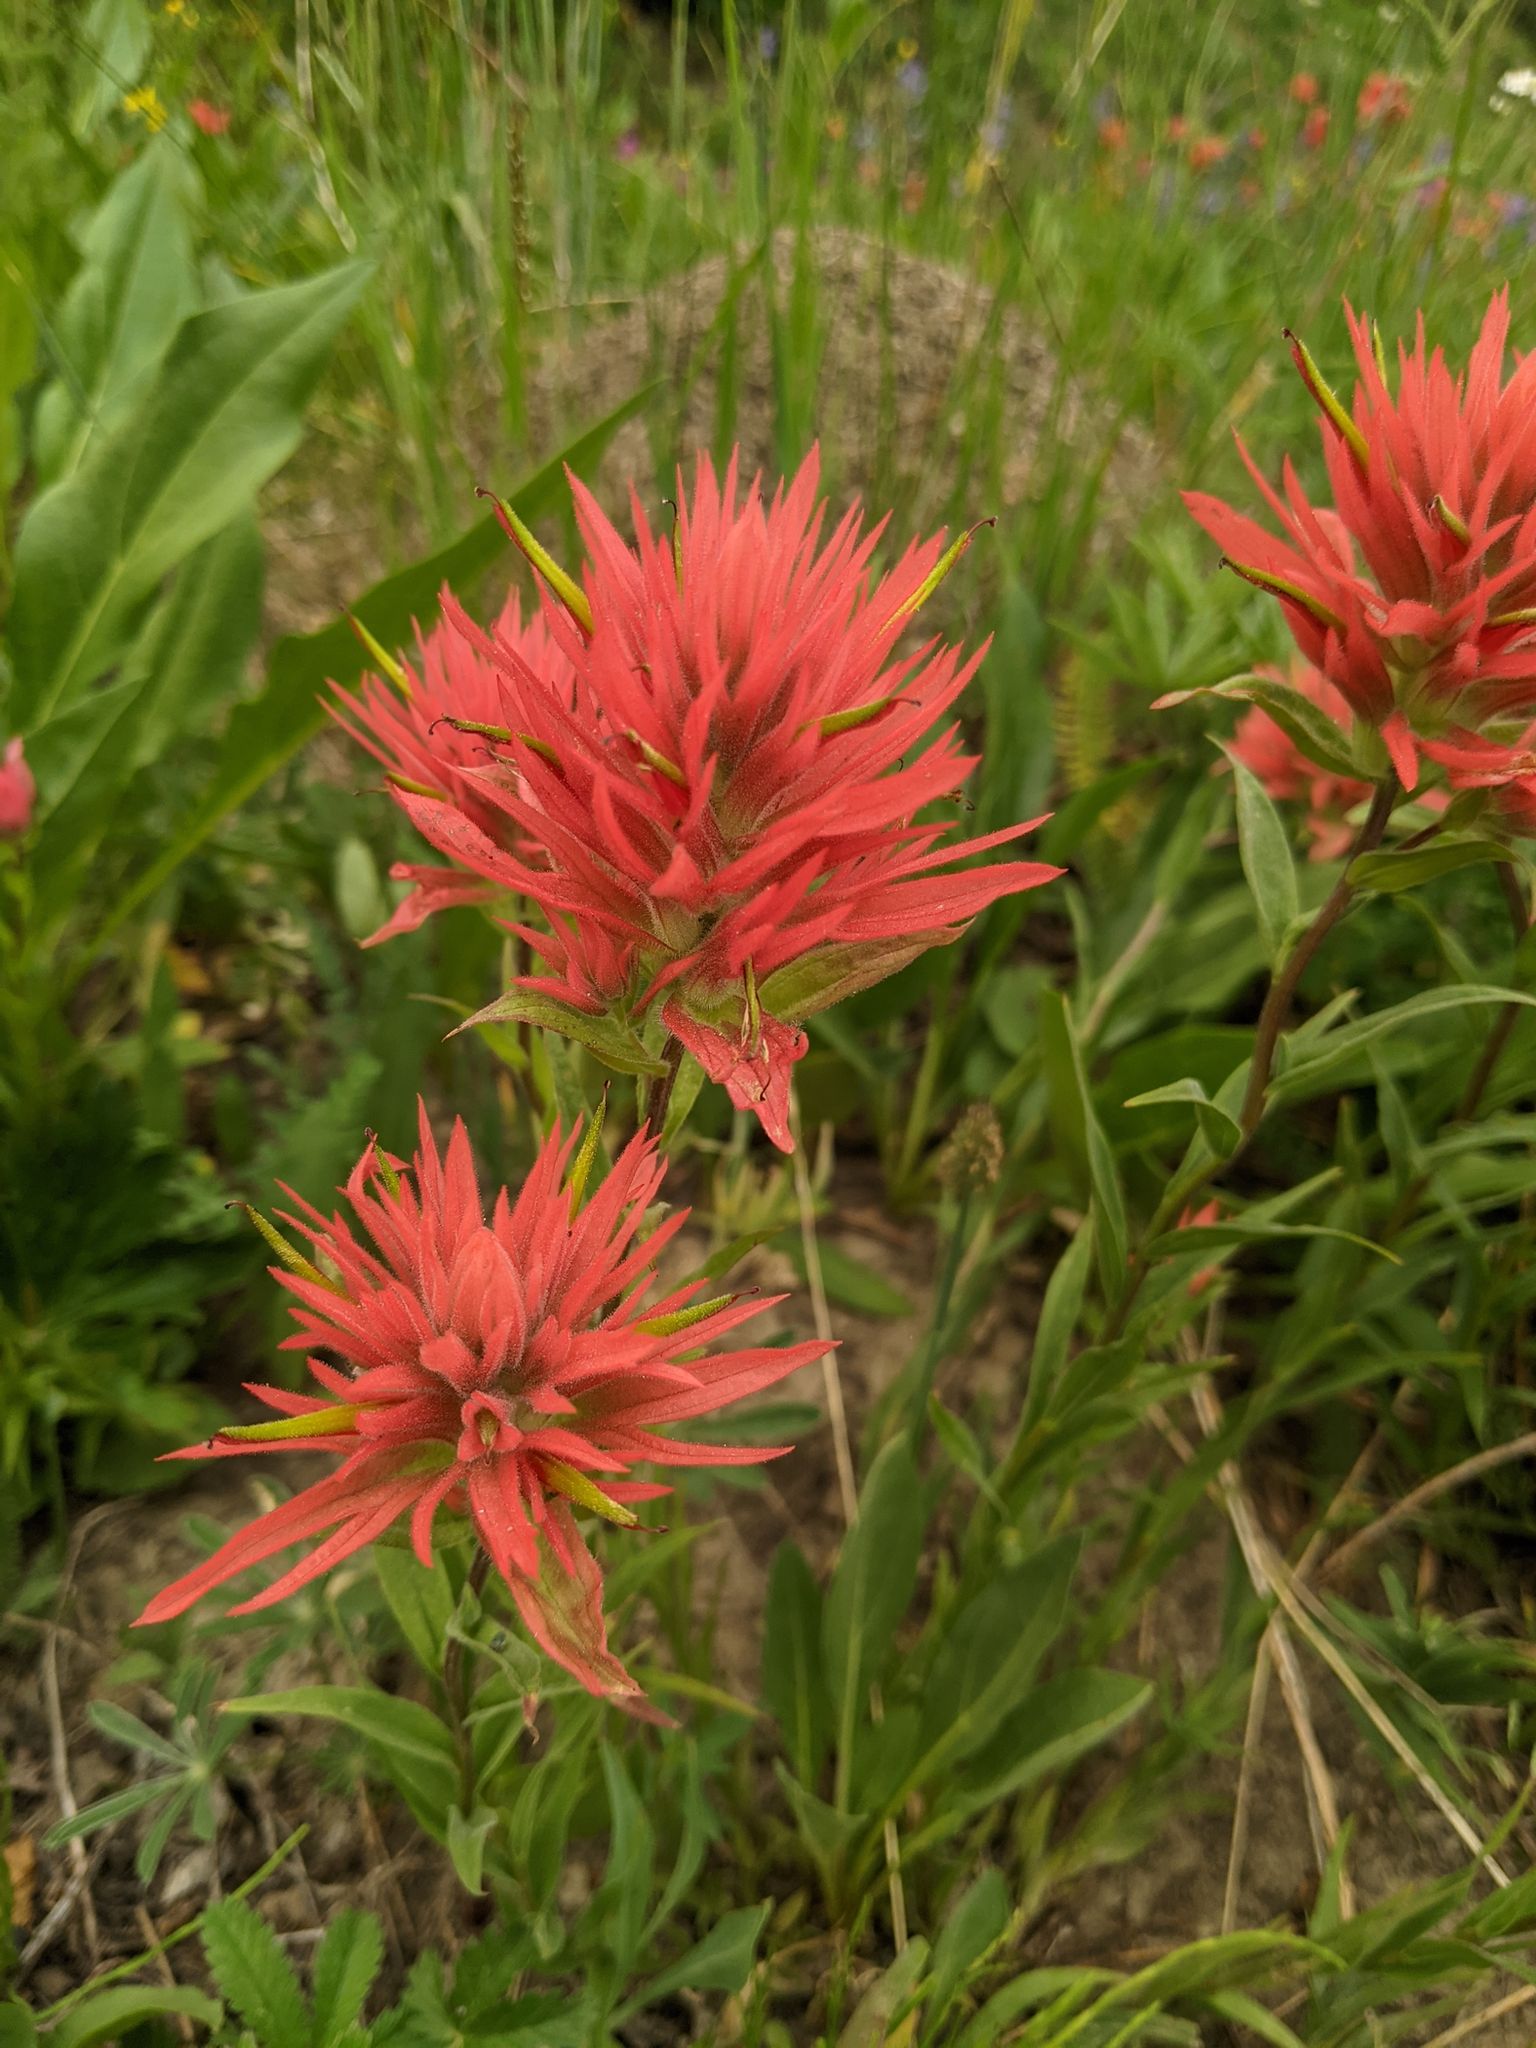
[1289,73,1320,106]
[0,737,34,838]
[1097,117,1130,152]
[331,593,576,943]
[187,99,231,136]
[1229,662,1373,860]
[1301,106,1330,149]
[136,1106,830,1711]
[1357,72,1411,126]
[1185,292,1536,791]
[348,450,1061,1150]
[1188,136,1228,173]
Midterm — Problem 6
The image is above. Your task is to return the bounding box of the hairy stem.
[642,1034,686,1135]
[444,1549,492,1808]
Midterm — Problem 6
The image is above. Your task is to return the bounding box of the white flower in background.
[1496,67,1536,106]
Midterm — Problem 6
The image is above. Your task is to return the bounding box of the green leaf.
[374,1544,455,1679]
[221,1685,457,1772]
[86,379,656,953]
[1124,1077,1241,1159]
[927,1869,1011,2029]
[32,516,265,928]
[11,260,371,727]
[627,1902,771,2011]
[822,1439,927,1724]
[952,1669,1152,1813]
[1037,988,1127,1296]
[47,1987,221,2048]
[836,1938,930,2048]
[0,2001,36,2048]
[1271,985,1536,1103]
[763,1542,831,1785]
[200,1897,308,2048]
[1156,672,1360,777]
[311,1909,385,2048]
[85,1698,185,1768]
[33,139,197,484]
[1021,1215,1095,1432]
[1348,835,1516,894]
[1224,747,1299,965]
[773,1764,868,1870]
[1146,1219,1400,1264]
[780,1234,913,1316]
[459,987,668,1078]
[901,1535,1081,1801]
[446,1803,498,1899]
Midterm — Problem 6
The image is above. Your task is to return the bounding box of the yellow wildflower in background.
[122,86,168,131]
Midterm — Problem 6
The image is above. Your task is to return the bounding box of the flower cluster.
[1186,292,1536,797]
[339,449,1061,1149]
[137,1106,830,1710]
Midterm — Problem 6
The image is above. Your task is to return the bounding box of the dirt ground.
[6,231,1531,2040]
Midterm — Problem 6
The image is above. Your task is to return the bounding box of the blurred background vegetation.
[11,0,1536,2033]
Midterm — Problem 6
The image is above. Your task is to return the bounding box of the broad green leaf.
[311,1909,386,2048]
[374,1544,455,1678]
[88,379,655,952]
[70,0,152,139]
[86,1698,185,1768]
[822,1439,926,1723]
[599,1746,655,1976]
[221,1685,456,1771]
[762,1542,830,1784]
[447,1802,498,1899]
[927,1869,1011,2028]
[1225,747,1299,965]
[901,1535,1081,1801]
[625,1903,772,2012]
[11,260,371,727]
[1124,1076,1241,1159]
[1348,835,1516,894]
[48,1987,221,2048]
[200,1897,308,2048]
[31,515,265,928]
[33,140,197,484]
[951,1668,1152,1815]
[1156,672,1360,777]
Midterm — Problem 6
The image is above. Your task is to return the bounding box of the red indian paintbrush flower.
[343,449,1062,1150]
[1185,291,1536,791]
[136,1104,830,1711]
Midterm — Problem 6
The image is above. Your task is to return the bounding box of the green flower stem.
[444,1548,492,1810]
[1105,775,1398,1343]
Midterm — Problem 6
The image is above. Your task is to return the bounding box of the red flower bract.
[136,1106,831,1713]
[1185,292,1536,791]
[341,449,1062,1149]
[331,593,577,944]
